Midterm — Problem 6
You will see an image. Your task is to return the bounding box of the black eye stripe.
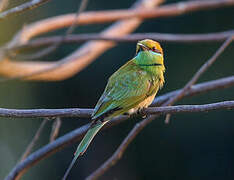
[136,45,161,54]
[151,47,161,54]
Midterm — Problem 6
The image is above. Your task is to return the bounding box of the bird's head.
[136,39,163,55]
[134,39,164,71]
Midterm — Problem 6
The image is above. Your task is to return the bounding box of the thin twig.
[0,0,51,20]
[86,37,233,180]
[4,75,234,180]
[50,118,62,142]
[19,118,48,162]
[9,30,234,52]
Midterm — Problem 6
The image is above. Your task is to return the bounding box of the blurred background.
[0,0,234,179]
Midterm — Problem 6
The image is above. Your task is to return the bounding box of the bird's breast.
[127,92,157,114]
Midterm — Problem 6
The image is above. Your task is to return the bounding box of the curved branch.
[4,75,234,180]
[1,0,234,81]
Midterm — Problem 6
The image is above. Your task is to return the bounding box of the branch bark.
[0,101,233,119]
[19,119,48,162]
[10,30,234,53]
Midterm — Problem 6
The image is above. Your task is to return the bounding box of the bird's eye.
[151,46,161,54]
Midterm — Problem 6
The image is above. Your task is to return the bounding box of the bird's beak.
[137,43,149,51]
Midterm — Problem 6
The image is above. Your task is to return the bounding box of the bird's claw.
[137,108,148,118]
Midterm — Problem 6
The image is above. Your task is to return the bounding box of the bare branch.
[0,101,233,119]
[9,30,234,52]
[144,101,234,114]
[4,75,234,180]
[1,0,234,81]
[19,118,48,162]
[0,0,51,20]
[0,107,92,118]
[50,118,62,142]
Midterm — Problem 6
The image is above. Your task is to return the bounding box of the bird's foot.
[137,108,148,118]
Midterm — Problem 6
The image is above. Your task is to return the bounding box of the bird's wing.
[92,60,158,120]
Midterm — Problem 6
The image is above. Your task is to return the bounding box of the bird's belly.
[128,93,156,114]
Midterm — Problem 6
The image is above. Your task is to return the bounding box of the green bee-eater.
[63,39,165,179]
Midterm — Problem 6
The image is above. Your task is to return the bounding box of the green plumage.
[92,52,164,120]
[63,39,165,180]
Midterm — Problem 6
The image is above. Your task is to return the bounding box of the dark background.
[0,0,234,179]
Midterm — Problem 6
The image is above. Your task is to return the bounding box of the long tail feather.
[62,121,108,180]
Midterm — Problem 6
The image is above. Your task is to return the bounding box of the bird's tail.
[62,120,108,180]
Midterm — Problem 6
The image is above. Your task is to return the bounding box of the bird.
[63,39,165,180]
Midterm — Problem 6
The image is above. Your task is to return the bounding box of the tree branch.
[9,30,234,53]
[4,75,234,180]
[19,119,48,162]
[144,101,234,114]
[0,101,233,119]
[49,118,62,142]
[0,0,51,20]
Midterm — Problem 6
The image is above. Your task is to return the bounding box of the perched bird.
[63,39,165,179]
